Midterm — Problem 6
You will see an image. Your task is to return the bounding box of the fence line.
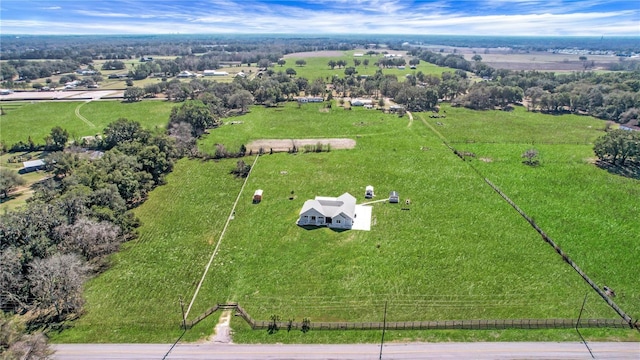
[183,303,629,331]
[420,112,637,332]
[484,178,636,330]
[447,140,593,146]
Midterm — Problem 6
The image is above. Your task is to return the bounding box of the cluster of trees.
[594,129,640,166]
[511,71,640,123]
[5,126,69,153]
[1,59,82,82]
[0,119,178,325]
[452,82,523,110]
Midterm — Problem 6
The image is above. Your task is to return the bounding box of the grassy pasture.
[425,105,640,321]
[53,101,639,343]
[0,100,174,146]
[283,53,456,81]
[51,159,240,343]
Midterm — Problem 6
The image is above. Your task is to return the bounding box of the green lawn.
[51,101,638,343]
[0,100,175,147]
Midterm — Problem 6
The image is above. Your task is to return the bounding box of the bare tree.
[28,253,88,319]
[169,121,197,157]
[55,218,122,261]
[0,247,27,311]
[522,148,540,166]
[0,313,53,360]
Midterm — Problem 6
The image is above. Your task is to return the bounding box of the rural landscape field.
[1,29,639,358]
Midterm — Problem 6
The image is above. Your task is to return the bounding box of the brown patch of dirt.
[246,138,356,152]
[283,50,345,58]
[479,157,493,163]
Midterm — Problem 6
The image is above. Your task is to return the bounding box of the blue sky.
[1,0,638,36]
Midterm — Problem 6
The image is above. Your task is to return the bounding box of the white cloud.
[1,0,637,36]
[41,6,62,10]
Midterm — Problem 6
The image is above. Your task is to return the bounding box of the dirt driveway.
[246,138,356,152]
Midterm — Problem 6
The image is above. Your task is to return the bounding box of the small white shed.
[389,191,399,203]
[365,185,374,199]
[253,189,263,203]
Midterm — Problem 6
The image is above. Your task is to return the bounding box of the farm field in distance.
[283,50,456,80]
[0,100,175,147]
[52,102,639,343]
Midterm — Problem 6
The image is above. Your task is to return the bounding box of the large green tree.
[124,86,144,102]
[168,100,217,136]
[45,126,69,151]
[103,118,150,149]
[594,129,640,165]
[0,169,26,198]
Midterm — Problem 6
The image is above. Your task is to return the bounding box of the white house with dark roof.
[298,193,356,229]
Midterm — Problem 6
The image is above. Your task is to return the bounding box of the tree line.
[0,119,179,326]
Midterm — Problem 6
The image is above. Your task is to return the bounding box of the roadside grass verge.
[0,100,174,147]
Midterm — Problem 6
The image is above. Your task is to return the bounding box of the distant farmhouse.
[298,193,356,230]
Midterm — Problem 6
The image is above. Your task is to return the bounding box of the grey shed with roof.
[389,191,399,203]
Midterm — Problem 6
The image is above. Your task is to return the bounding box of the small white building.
[298,193,356,229]
[389,191,399,203]
[365,185,374,199]
[253,189,263,203]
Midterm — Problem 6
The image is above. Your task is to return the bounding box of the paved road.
[53,342,639,359]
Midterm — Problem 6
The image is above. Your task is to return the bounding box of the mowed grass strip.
[51,159,242,343]
[0,100,174,146]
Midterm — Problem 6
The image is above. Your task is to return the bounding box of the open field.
[52,102,639,343]
[282,51,456,80]
[413,46,621,72]
[0,100,175,147]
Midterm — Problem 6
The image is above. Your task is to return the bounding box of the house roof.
[300,192,356,219]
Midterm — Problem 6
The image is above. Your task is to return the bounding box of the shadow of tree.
[596,160,640,180]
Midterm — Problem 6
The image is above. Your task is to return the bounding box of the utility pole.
[180,297,186,330]
[576,292,594,359]
[379,301,388,360]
